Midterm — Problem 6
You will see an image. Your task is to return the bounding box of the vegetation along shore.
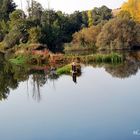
[0,0,140,66]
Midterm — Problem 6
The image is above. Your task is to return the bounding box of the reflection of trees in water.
[91,51,140,78]
[0,60,18,100]
[105,61,139,78]
[1,51,140,101]
[0,66,29,100]
[30,72,59,102]
[0,53,30,101]
[0,55,60,101]
[31,73,48,102]
[0,77,17,100]
[32,71,58,101]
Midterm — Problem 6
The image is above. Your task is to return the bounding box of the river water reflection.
[0,51,140,140]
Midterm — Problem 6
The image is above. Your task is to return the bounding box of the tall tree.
[88,10,93,27]
[92,6,112,25]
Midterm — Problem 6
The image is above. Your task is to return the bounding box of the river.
[0,51,140,140]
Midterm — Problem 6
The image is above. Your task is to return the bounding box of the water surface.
[0,51,140,140]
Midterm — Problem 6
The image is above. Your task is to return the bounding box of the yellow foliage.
[87,10,93,27]
[121,0,140,22]
[72,24,102,46]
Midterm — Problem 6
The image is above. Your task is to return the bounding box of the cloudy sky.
[14,0,127,13]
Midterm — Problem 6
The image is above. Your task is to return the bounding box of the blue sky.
[14,0,127,13]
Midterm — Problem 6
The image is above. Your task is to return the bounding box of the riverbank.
[9,52,123,65]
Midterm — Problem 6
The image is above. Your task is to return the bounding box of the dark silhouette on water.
[72,71,77,83]
[71,61,81,83]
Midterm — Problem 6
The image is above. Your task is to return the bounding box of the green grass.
[87,53,123,63]
[65,53,123,64]
[9,55,27,65]
[56,64,71,75]
[9,52,47,66]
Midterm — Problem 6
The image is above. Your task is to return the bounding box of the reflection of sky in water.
[0,67,140,140]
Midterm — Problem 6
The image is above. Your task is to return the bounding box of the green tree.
[0,20,9,41]
[40,10,84,51]
[3,10,28,49]
[28,26,41,43]
[81,11,88,27]
[3,29,21,49]
[92,6,112,25]
[9,9,26,30]
[0,0,16,21]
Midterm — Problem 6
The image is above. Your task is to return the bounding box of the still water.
[0,51,140,140]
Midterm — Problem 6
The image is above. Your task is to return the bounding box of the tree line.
[71,0,140,50]
[0,0,140,52]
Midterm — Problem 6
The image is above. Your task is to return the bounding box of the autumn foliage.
[72,24,103,47]
[121,0,140,22]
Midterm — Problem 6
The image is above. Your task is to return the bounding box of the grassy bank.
[56,64,71,75]
[9,54,45,65]
[9,51,123,68]
[65,53,123,64]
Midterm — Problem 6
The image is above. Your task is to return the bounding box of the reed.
[65,53,123,64]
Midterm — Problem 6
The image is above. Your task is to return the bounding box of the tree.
[28,26,41,43]
[9,9,26,29]
[40,10,84,51]
[3,29,21,49]
[81,11,88,27]
[2,10,29,49]
[72,22,104,47]
[87,6,112,27]
[0,0,16,21]
[122,0,140,22]
[92,6,112,25]
[88,10,93,27]
[0,20,9,41]
[96,17,140,50]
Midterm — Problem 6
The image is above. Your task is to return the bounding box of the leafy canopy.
[122,0,140,22]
